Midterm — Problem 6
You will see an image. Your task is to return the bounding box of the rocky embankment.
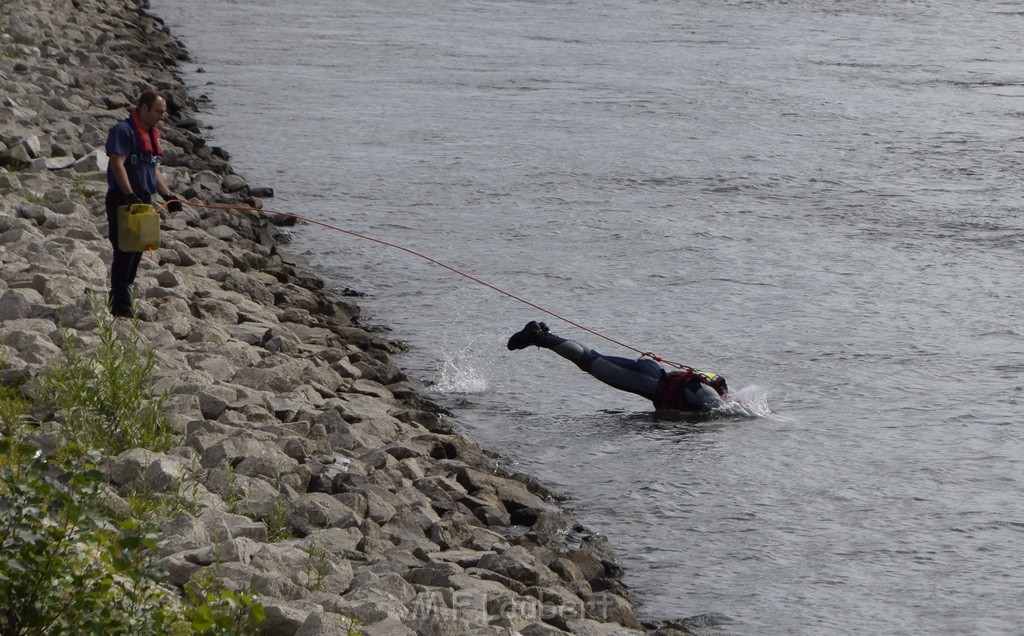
[0,1,695,634]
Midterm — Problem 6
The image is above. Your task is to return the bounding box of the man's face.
[140,97,167,128]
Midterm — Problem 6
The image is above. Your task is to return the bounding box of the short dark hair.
[137,90,167,109]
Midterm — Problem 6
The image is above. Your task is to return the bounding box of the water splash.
[718,384,772,418]
[433,344,490,394]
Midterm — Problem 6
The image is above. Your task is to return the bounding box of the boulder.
[477,547,557,587]
[583,592,641,630]
[73,148,107,172]
[105,448,160,487]
[0,288,43,320]
[289,492,360,536]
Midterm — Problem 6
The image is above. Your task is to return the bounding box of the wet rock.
[478,547,558,587]
[584,592,641,630]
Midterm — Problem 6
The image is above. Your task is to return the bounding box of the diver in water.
[507,320,729,412]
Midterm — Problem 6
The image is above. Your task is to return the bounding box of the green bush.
[0,439,266,635]
[0,382,30,438]
[0,439,178,634]
[34,309,177,457]
[183,572,266,634]
[0,310,271,633]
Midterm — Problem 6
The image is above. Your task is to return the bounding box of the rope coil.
[155,199,691,370]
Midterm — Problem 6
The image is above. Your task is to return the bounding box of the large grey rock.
[357,617,416,636]
[202,467,285,520]
[289,492,360,536]
[199,509,270,542]
[564,618,645,635]
[405,591,490,636]
[143,453,191,493]
[200,433,285,469]
[519,623,571,636]
[105,448,160,487]
[0,169,22,190]
[160,551,205,587]
[158,514,210,557]
[233,446,301,480]
[295,612,360,636]
[192,537,262,566]
[346,570,416,604]
[485,592,546,633]
[477,547,559,587]
[569,536,623,584]
[583,592,640,630]
[0,288,43,320]
[250,542,354,595]
[258,601,318,636]
[522,585,586,630]
[221,174,248,192]
[73,148,108,172]
[46,156,77,170]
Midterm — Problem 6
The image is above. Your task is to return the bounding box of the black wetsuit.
[535,332,728,412]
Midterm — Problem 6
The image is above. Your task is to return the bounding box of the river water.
[151,0,1024,632]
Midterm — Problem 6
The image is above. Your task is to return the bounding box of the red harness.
[653,370,729,411]
[130,110,163,156]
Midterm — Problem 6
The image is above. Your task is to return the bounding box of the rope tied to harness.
[154,198,690,369]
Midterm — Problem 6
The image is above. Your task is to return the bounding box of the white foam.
[433,344,490,394]
[718,384,773,418]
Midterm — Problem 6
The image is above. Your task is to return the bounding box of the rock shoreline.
[0,0,694,634]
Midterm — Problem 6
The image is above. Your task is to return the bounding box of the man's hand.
[163,192,183,212]
[125,193,143,206]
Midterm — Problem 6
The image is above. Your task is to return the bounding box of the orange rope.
[156,199,691,370]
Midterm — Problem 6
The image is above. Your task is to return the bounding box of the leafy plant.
[125,465,203,527]
[0,440,179,635]
[0,353,33,463]
[0,272,272,636]
[183,571,265,635]
[222,462,293,542]
[34,306,176,457]
[0,439,268,635]
[0,156,28,172]
[301,534,329,592]
[71,175,93,198]
[338,616,364,635]
[264,494,293,542]
[0,382,30,438]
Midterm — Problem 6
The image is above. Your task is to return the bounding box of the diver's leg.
[508,321,663,399]
[549,340,663,400]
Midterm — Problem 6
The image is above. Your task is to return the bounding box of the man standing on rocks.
[105,90,183,318]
